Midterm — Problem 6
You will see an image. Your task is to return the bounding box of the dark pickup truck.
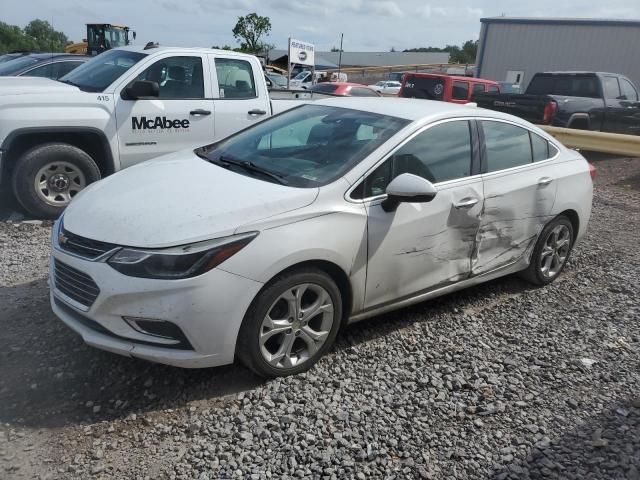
[472,72,640,135]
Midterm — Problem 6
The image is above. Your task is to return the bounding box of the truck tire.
[11,143,101,219]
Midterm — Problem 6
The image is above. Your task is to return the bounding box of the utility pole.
[338,33,343,76]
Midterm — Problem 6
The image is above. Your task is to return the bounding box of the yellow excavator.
[65,24,135,55]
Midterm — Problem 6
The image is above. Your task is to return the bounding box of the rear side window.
[472,83,485,94]
[401,75,444,100]
[215,58,256,99]
[530,132,550,161]
[481,121,532,172]
[452,81,469,100]
[603,76,621,99]
[21,63,53,78]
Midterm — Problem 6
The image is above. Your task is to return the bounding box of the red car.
[311,82,381,97]
[399,73,501,104]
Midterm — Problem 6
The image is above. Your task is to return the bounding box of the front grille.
[53,259,100,308]
[58,227,118,260]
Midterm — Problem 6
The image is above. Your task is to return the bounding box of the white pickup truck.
[0,45,319,217]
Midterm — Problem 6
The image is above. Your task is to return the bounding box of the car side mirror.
[122,80,159,100]
[382,173,437,212]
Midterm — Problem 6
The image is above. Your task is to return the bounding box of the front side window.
[136,56,204,99]
[620,78,638,101]
[452,81,469,100]
[60,49,146,92]
[487,85,500,93]
[356,120,472,198]
[481,121,532,172]
[203,105,409,188]
[603,76,621,99]
[215,58,256,99]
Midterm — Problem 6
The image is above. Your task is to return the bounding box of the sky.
[4,0,640,52]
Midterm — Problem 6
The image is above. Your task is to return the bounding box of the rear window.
[311,84,339,94]
[401,75,444,100]
[526,75,600,98]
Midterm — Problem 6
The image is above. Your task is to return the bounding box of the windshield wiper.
[212,155,288,185]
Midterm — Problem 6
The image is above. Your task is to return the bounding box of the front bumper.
[50,240,263,369]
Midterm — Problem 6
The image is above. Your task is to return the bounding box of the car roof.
[26,53,86,60]
[406,72,498,84]
[312,97,534,125]
[115,45,257,59]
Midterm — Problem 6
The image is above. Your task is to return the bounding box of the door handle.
[538,176,553,186]
[190,109,211,116]
[248,109,267,115]
[453,197,479,209]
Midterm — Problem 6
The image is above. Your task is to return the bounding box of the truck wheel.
[11,143,101,219]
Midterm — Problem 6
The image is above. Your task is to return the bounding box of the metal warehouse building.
[476,17,640,89]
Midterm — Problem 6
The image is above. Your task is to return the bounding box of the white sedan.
[369,80,402,94]
[50,98,593,377]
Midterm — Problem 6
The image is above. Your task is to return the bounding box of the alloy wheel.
[540,224,571,279]
[259,283,334,369]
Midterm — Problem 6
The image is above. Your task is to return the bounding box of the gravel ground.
[1,153,639,479]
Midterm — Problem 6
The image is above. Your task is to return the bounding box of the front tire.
[11,143,101,219]
[520,215,574,286]
[237,268,343,378]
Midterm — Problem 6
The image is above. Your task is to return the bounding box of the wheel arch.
[261,259,354,327]
[566,113,590,130]
[557,209,580,242]
[1,127,115,185]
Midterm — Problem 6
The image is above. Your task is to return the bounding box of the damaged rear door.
[360,119,483,309]
[473,120,558,274]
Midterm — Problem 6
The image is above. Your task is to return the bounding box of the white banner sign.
[288,38,315,67]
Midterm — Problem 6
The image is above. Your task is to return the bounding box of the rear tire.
[11,143,101,219]
[520,215,574,286]
[237,268,342,378]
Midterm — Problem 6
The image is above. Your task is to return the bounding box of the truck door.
[602,75,640,135]
[114,54,215,169]
[208,54,272,141]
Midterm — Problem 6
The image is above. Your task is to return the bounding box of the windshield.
[59,49,146,92]
[294,71,309,80]
[0,53,23,65]
[201,104,409,188]
[0,56,41,76]
[268,74,287,87]
[400,75,445,100]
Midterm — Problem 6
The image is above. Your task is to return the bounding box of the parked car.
[472,72,640,135]
[498,81,523,94]
[265,72,288,89]
[399,73,501,103]
[369,80,402,95]
[0,52,29,64]
[0,53,88,79]
[311,82,380,97]
[50,98,594,377]
[0,46,330,218]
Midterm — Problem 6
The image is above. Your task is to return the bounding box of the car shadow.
[0,271,538,430]
[491,397,640,479]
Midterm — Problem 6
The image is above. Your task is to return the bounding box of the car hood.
[63,151,319,248]
[0,77,79,95]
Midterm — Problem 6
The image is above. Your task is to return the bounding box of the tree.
[232,13,272,54]
[0,19,68,53]
[404,39,478,64]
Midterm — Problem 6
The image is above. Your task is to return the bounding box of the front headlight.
[107,232,258,279]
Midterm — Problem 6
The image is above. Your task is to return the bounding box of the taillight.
[542,101,557,124]
[588,163,596,180]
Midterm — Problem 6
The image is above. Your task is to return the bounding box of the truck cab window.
[603,76,621,99]
[136,56,205,99]
[215,58,256,99]
[620,78,638,101]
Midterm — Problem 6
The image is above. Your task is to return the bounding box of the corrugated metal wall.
[477,22,640,89]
